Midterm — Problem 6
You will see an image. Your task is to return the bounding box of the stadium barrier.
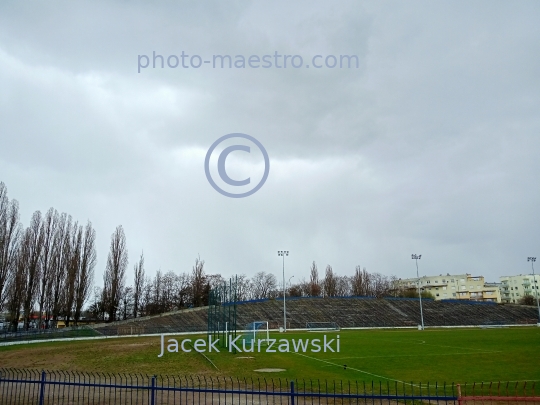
[1,369,539,405]
[0,325,99,343]
[0,368,462,405]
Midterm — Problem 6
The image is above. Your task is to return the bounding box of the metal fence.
[0,326,100,343]
[1,369,539,405]
[0,369,461,405]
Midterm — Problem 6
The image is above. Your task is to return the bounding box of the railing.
[1,369,539,405]
[0,369,462,405]
[0,326,100,343]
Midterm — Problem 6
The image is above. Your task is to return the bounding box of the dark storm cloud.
[0,0,538,286]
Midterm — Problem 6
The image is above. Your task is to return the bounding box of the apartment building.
[499,274,540,304]
[398,273,501,303]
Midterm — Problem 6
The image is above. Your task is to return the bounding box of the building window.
[443,287,447,290]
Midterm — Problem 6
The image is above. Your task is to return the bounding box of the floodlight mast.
[278,250,289,331]
[527,257,540,326]
[412,254,425,330]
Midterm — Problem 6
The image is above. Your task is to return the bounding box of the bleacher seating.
[92,298,539,336]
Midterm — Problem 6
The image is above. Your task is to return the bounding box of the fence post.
[150,375,156,405]
[457,384,462,405]
[290,380,295,405]
[39,370,46,405]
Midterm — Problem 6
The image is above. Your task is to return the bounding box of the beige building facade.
[499,274,540,304]
[398,273,501,303]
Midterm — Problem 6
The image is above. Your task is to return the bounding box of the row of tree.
[88,255,412,322]
[0,180,435,329]
[0,183,96,330]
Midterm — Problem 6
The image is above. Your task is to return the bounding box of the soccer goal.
[244,321,270,345]
[306,322,340,331]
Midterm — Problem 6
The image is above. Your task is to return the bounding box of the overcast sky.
[1,1,539,286]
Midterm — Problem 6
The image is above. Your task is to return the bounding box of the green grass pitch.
[1,327,539,386]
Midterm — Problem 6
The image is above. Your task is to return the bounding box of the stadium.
[1,292,539,404]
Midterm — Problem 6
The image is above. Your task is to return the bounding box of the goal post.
[306,322,340,331]
[244,321,269,345]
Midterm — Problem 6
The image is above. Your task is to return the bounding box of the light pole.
[527,257,540,326]
[278,250,289,331]
[412,254,425,330]
[288,276,295,289]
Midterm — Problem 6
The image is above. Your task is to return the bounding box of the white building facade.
[398,273,501,303]
[499,274,540,304]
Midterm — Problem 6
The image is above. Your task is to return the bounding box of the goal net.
[243,321,269,345]
[306,322,340,331]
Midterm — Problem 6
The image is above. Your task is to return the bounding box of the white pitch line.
[413,340,501,353]
[292,352,419,387]
[326,351,501,361]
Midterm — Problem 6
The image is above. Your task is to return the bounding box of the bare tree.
[351,266,370,296]
[251,271,277,299]
[323,265,337,297]
[335,276,351,296]
[103,225,128,322]
[22,211,45,330]
[370,272,391,298]
[173,272,191,310]
[191,257,206,307]
[0,183,21,312]
[49,213,70,327]
[37,208,58,329]
[73,221,96,325]
[234,274,251,301]
[133,252,144,318]
[518,295,535,306]
[161,271,178,311]
[140,276,153,316]
[88,286,105,321]
[7,229,30,330]
[119,286,133,320]
[308,261,321,297]
[289,282,303,297]
[64,222,82,327]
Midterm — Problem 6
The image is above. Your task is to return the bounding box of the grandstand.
[92,297,539,336]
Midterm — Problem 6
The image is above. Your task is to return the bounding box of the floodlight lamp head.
[528,257,536,262]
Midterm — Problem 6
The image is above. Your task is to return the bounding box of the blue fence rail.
[0,369,459,404]
[0,325,100,343]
